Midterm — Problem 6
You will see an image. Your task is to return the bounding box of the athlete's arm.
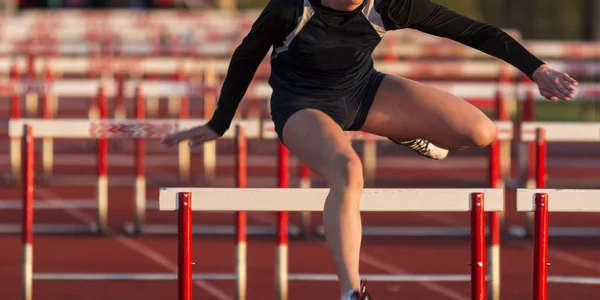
[205,0,297,136]
[380,0,545,79]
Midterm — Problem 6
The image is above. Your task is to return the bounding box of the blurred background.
[0,0,599,300]
[3,0,599,41]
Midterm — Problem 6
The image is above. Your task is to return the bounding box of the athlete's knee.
[324,153,364,193]
[467,117,497,148]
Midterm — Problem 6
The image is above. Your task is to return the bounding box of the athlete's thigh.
[282,108,360,180]
[360,75,496,148]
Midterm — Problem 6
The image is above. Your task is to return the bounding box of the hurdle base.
[316,225,490,237]
[124,223,303,237]
[509,226,600,238]
[288,273,489,282]
[33,272,236,281]
[0,223,99,234]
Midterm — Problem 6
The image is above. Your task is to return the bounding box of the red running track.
[4,151,600,299]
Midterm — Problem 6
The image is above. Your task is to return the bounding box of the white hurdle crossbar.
[312,121,513,238]
[512,122,600,238]
[159,187,505,300]
[516,189,600,300]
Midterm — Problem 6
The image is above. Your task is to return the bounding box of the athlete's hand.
[160,125,220,148]
[532,64,578,102]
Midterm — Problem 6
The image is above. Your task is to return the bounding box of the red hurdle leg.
[235,125,248,300]
[536,128,547,189]
[277,142,289,300]
[178,192,193,300]
[533,193,549,300]
[10,64,21,180]
[133,86,146,235]
[97,86,108,233]
[470,192,486,300]
[488,138,501,300]
[22,125,34,300]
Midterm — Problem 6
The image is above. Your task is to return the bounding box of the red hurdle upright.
[471,193,486,300]
[22,124,34,300]
[533,128,549,300]
[97,86,109,234]
[533,193,549,300]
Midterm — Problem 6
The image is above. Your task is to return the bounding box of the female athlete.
[162,0,578,298]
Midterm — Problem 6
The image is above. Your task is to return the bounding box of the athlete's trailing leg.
[280,109,364,298]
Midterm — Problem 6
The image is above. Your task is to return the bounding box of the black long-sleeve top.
[206,0,545,135]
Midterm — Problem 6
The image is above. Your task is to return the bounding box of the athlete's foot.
[389,138,449,160]
[347,281,371,300]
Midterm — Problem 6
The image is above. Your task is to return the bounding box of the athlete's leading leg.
[361,75,497,150]
[280,109,363,297]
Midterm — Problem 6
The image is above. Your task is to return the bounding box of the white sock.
[341,289,356,300]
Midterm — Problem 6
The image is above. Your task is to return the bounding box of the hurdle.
[3,123,102,234]
[510,123,600,238]
[159,187,504,300]
[516,189,600,300]
[6,78,206,183]
[17,125,239,300]
[8,117,304,236]
[125,122,302,237]
[308,120,513,238]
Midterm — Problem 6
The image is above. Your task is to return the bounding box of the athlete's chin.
[347,0,363,6]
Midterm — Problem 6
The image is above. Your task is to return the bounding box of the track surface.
[3,105,600,299]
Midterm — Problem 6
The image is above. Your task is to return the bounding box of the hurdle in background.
[17,124,248,300]
[159,187,504,300]
[8,118,305,236]
[124,120,303,236]
[7,67,600,183]
[6,119,112,234]
[516,189,600,300]
[510,123,600,238]
[6,78,206,184]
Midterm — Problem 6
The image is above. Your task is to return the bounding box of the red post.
[300,163,311,187]
[27,53,35,80]
[470,192,486,300]
[536,128,547,189]
[97,86,109,233]
[98,86,108,181]
[235,125,248,300]
[533,193,549,300]
[235,124,248,240]
[175,69,190,119]
[178,192,193,300]
[488,138,501,300]
[135,86,145,184]
[277,141,289,300]
[278,141,289,244]
[10,64,20,119]
[495,89,506,121]
[525,76,537,187]
[489,137,501,236]
[22,124,34,248]
[42,66,53,120]
[21,124,34,300]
